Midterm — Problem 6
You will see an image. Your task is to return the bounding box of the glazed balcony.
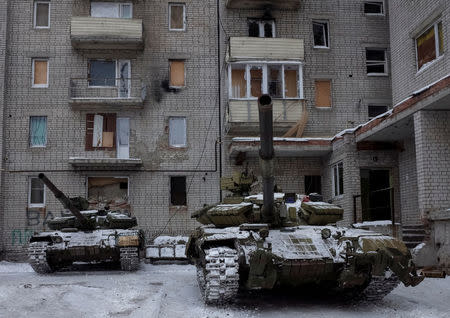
[69,78,146,111]
[228,37,304,61]
[226,0,301,10]
[70,17,144,50]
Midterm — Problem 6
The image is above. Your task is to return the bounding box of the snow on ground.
[0,261,449,318]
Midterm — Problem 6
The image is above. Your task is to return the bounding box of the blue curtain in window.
[30,116,47,146]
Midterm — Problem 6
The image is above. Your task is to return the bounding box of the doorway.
[360,169,392,221]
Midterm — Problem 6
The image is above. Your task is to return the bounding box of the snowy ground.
[0,261,449,318]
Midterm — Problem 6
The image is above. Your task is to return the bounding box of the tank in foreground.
[186,95,424,304]
[28,174,144,273]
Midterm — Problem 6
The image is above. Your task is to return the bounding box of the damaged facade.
[0,0,449,268]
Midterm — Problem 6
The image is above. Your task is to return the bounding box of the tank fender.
[246,249,279,290]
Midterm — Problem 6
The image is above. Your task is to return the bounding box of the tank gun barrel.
[38,173,88,223]
[257,95,275,224]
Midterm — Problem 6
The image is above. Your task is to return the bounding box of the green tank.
[186,95,424,304]
[28,174,145,273]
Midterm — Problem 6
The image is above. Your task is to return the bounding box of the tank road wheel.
[120,247,140,271]
[28,242,54,274]
[199,247,239,305]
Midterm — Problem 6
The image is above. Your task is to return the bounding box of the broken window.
[29,177,45,208]
[91,2,132,18]
[313,21,329,48]
[250,66,263,98]
[34,1,50,28]
[284,66,299,98]
[29,116,47,147]
[364,1,384,15]
[231,65,246,98]
[169,3,185,31]
[169,117,187,147]
[88,60,116,86]
[368,105,388,119]
[88,177,129,212]
[315,80,331,107]
[332,162,344,197]
[268,65,282,98]
[170,176,187,206]
[416,21,444,70]
[248,19,275,38]
[305,175,322,195]
[32,59,48,88]
[169,60,185,87]
[366,49,387,75]
[85,113,117,150]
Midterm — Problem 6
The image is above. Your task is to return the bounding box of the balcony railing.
[229,37,304,61]
[69,78,146,110]
[70,16,144,50]
[226,0,301,10]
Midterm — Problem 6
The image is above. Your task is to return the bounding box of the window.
[29,177,45,208]
[366,49,387,75]
[229,63,303,100]
[368,105,388,119]
[88,60,131,97]
[32,59,49,88]
[170,176,187,206]
[29,116,47,147]
[364,1,384,15]
[169,60,185,87]
[332,162,344,197]
[315,80,331,107]
[169,117,187,147]
[34,1,50,28]
[85,113,117,150]
[248,19,275,38]
[416,21,444,70]
[169,3,186,31]
[313,21,329,48]
[88,177,129,212]
[305,175,322,195]
[91,2,132,18]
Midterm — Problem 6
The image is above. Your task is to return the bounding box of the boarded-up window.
[231,66,246,98]
[416,21,444,70]
[169,3,185,30]
[86,113,116,150]
[169,60,185,87]
[268,65,282,98]
[33,59,48,87]
[88,177,129,212]
[34,1,50,28]
[250,66,263,98]
[169,117,187,147]
[284,66,299,98]
[29,177,45,207]
[315,80,331,107]
[170,176,187,206]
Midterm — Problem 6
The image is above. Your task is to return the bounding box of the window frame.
[86,176,129,203]
[247,19,276,38]
[85,113,117,151]
[90,2,133,18]
[169,116,187,148]
[29,116,48,148]
[312,20,330,49]
[31,58,49,88]
[415,20,444,71]
[168,3,186,31]
[364,1,385,16]
[28,176,46,208]
[170,176,187,206]
[87,59,131,89]
[366,48,388,76]
[331,162,344,197]
[33,1,51,29]
[228,62,304,100]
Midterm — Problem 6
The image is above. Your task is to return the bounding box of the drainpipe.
[217,0,223,201]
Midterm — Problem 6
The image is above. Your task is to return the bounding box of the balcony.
[69,78,146,111]
[226,99,306,135]
[228,37,304,61]
[226,0,301,10]
[69,157,143,171]
[70,17,144,50]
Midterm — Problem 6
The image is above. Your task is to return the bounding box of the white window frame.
[169,117,187,148]
[88,59,131,90]
[28,177,46,208]
[29,116,47,148]
[90,2,133,18]
[33,1,50,29]
[169,3,186,31]
[366,48,388,76]
[415,20,444,71]
[248,19,276,38]
[228,62,304,100]
[312,20,330,49]
[364,1,385,16]
[331,162,344,197]
[32,58,49,88]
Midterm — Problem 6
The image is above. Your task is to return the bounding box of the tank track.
[28,242,54,274]
[197,247,239,305]
[120,247,140,271]
[359,274,400,301]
